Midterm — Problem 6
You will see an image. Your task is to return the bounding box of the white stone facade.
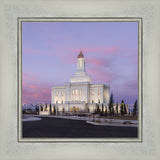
[51,51,110,113]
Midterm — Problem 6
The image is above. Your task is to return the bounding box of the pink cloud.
[53,46,119,65]
[86,58,107,66]
[22,73,37,82]
[22,72,54,104]
[61,54,76,64]
[87,67,112,83]
[22,82,51,104]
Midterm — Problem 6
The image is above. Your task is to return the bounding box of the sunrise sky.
[22,21,138,105]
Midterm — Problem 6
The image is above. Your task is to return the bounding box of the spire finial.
[77,50,84,58]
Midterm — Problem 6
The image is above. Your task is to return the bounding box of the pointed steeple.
[77,50,84,58]
[70,50,92,83]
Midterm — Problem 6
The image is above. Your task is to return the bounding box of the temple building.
[50,51,110,113]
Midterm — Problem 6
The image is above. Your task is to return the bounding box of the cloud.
[68,46,119,56]
[22,73,37,82]
[22,45,138,104]
[22,82,52,104]
[22,73,53,104]
[52,46,119,65]
[87,67,112,83]
[86,58,107,66]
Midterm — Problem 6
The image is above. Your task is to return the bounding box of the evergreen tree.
[54,105,56,115]
[45,103,47,111]
[133,100,137,115]
[105,107,108,116]
[22,108,26,114]
[116,103,118,115]
[40,105,42,111]
[112,107,115,116]
[109,93,114,115]
[124,104,127,114]
[120,100,124,115]
[101,103,104,116]
[97,105,100,114]
[35,105,39,114]
[49,104,52,114]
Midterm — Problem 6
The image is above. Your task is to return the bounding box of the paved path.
[23,117,138,138]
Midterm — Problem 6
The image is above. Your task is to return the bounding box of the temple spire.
[69,50,92,83]
[77,50,84,58]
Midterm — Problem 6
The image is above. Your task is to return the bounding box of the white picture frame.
[0,0,160,160]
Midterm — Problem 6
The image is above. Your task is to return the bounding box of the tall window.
[98,89,101,95]
[72,89,74,96]
[76,89,78,96]
[61,91,64,96]
[92,100,94,103]
[56,91,58,96]
[79,89,82,96]
[79,60,82,67]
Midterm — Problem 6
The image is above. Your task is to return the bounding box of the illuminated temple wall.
[51,51,110,113]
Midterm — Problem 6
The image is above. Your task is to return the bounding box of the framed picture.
[0,0,160,160]
[18,18,142,142]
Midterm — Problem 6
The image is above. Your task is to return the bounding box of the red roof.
[77,51,84,58]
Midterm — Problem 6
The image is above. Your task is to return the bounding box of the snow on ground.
[86,121,137,127]
[22,116,42,122]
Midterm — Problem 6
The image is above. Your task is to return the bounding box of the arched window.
[92,100,94,103]
[61,91,64,96]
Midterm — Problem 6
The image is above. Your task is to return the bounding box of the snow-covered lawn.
[86,120,138,127]
[22,116,42,122]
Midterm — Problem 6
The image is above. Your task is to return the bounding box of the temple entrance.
[70,106,80,113]
[73,106,76,113]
